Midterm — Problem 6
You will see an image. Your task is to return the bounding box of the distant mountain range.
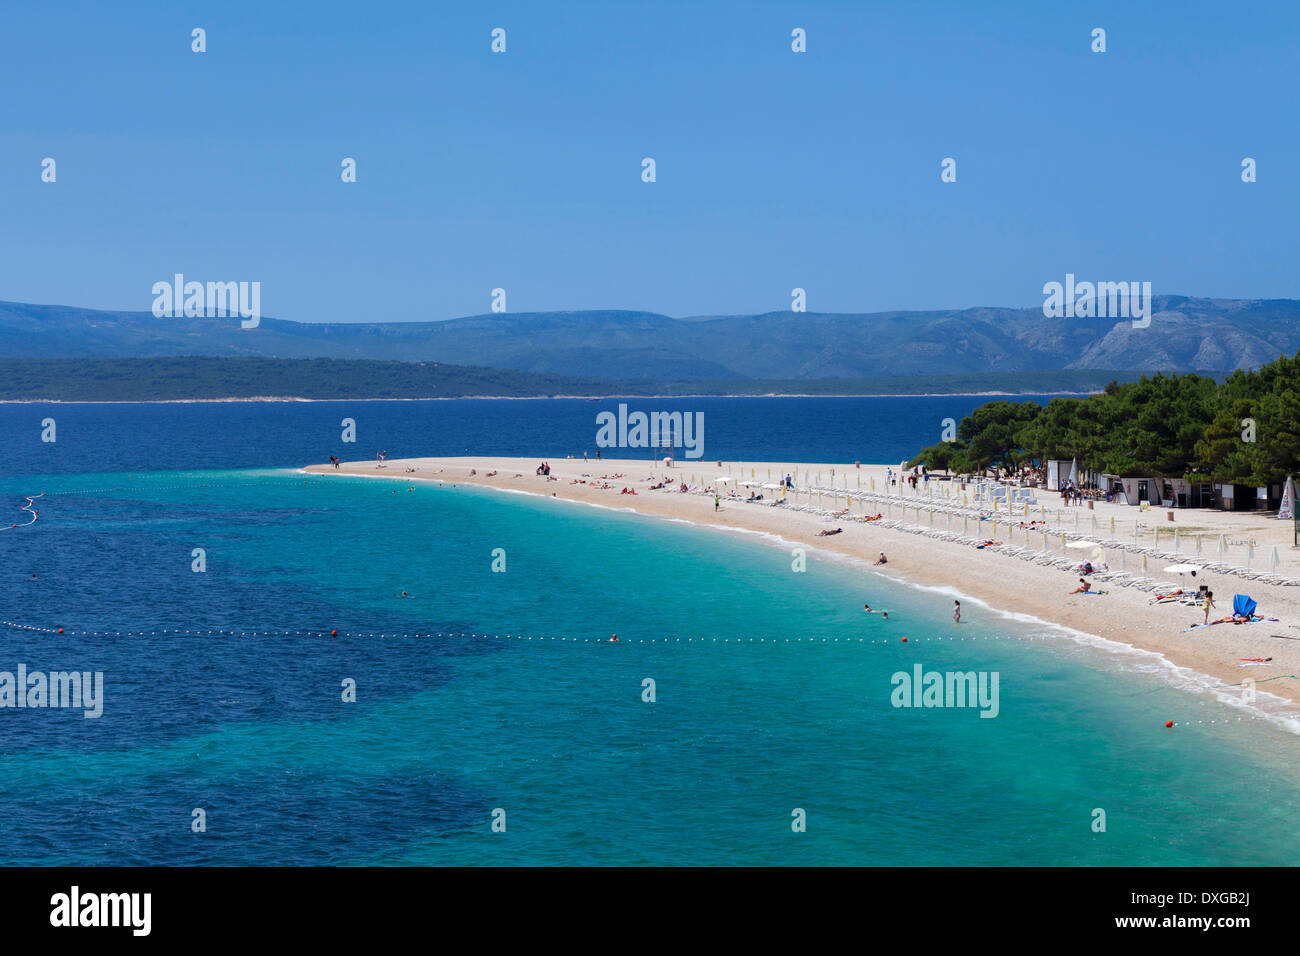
[2,296,1297,381]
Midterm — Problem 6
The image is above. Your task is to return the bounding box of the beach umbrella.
[1121,549,1127,571]
[1270,545,1280,574]
[1067,540,1099,550]
[1068,458,1079,485]
[1217,533,1227,558]
[1196,534,1203,555]
[1091,514,1099,531]
[1173,528,1181,552]
[1164,563,1201,586]
[1246,543,1255,568]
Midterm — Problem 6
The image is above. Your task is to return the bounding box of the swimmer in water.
[610,634,618,642]
[400,590,412,598]
[881,611,888,620]
[863,602,872,613]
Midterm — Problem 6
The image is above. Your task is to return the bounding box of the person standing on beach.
[953,600,961,624]
[714,494,720,512]
[1203,590,1216,625]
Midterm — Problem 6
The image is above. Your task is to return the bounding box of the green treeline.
[910,351,1300,486]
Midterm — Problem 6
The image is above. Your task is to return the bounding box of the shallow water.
[0,468,1296,865]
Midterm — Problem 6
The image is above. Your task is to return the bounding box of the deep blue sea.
[2,399,1299,865]
[0,395,1062,474]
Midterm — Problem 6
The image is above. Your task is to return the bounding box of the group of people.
[886,466,929,489]
[535,462,552,476]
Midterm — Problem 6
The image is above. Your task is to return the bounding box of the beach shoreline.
[304,455,1300,715]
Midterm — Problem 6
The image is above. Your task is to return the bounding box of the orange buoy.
[902,637,908,642]
[331,629,338,637]
[57,627,63,634]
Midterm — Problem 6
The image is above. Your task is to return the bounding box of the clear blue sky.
[2,0,1296,322]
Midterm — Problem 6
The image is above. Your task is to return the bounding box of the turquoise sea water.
[1,468,1298,865]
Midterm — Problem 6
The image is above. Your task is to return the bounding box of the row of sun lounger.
[793,484,1300,588]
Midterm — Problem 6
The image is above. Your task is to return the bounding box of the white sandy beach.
[304,455,1300,711]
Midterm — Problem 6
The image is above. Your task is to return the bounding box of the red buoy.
[902,637,908,642]
[57,627,63,634]
[331,629,338,637]
[1165,720,1173,729]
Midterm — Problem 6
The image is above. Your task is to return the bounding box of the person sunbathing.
[875,552,888,564]
[1070,579,1091,594]
[817,527,843,536]
[976,540,1001,549]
